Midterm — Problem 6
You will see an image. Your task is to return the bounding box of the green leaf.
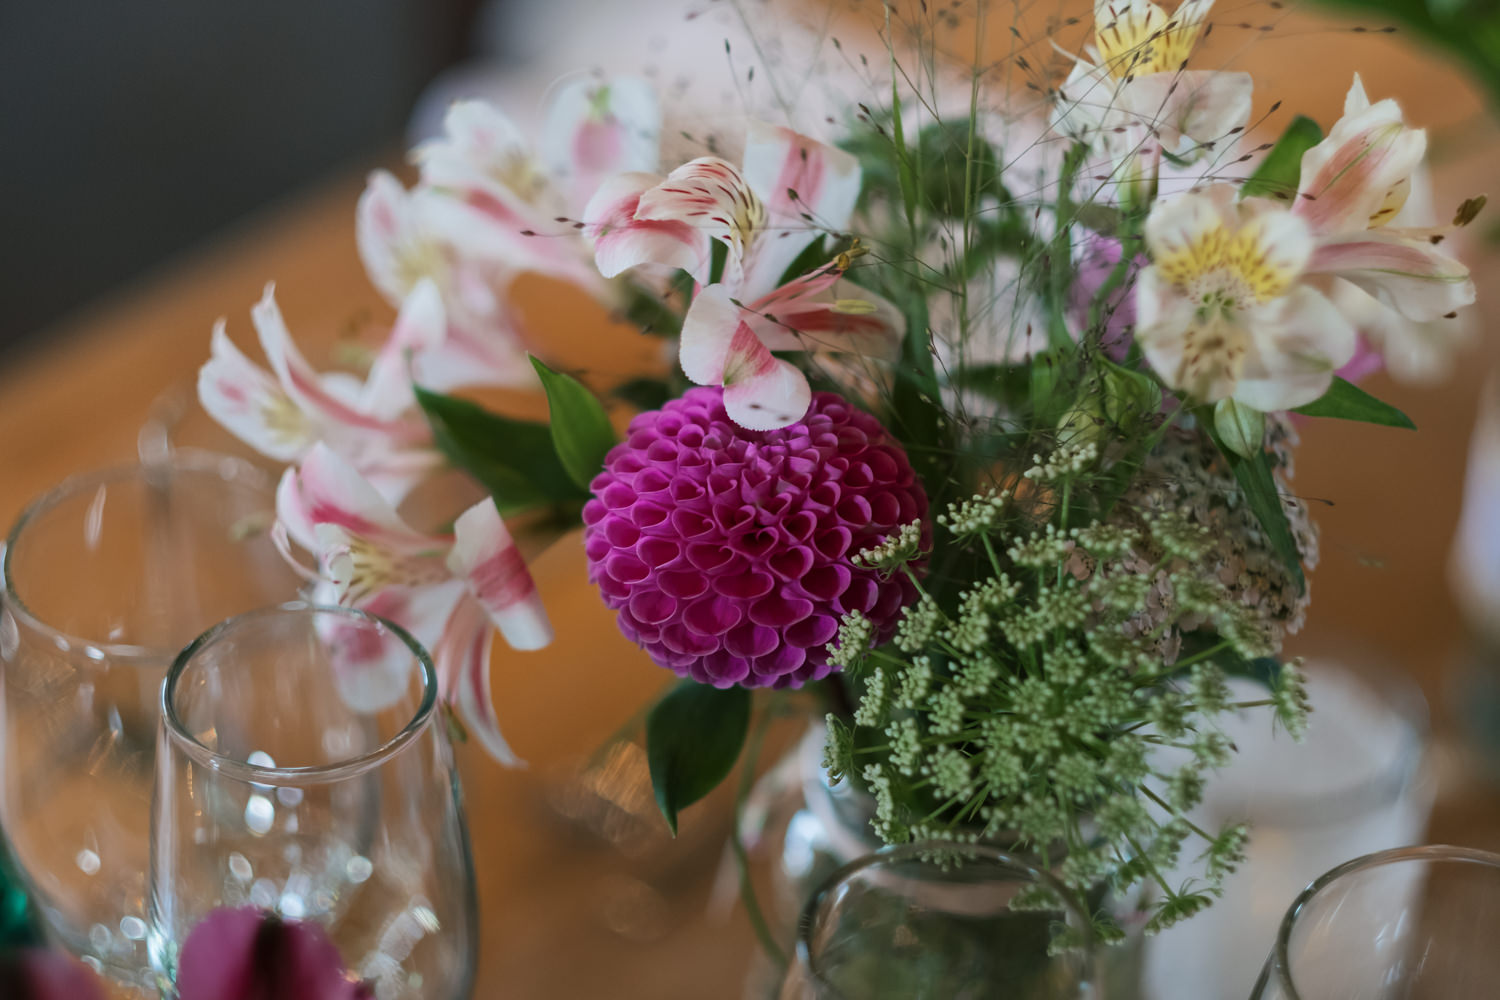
[529,356,618,491]
[415,386,587,513]
[1219,439,1306,594]
[892,91,919,239]
[1241,115,1323,202]
[1292,376,1416,429]
[645,681,751,835]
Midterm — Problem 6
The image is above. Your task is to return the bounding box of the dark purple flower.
[176,907,372,1000]
[583,387,930,689]
[0,950,107,1000]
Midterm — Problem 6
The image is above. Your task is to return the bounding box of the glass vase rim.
[1267,843,1500,999]
[2,450,275,665]
[162,601,440,786]
[793,839,1094,996]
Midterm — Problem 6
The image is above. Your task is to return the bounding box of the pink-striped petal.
[542,75,661,212]
[636,157,764,287]
[746,269,904,359]
[291,444,442,553]
[433,595,523,767]
[1307,228,1474,321]
[678,283,746,385]
[447,499,552,651]
[585,172,710,282]
[722,358,813,431]
[739,120,862,293]
[198,321,314,461]
[1296,78,1426,236]
[356,170,426,306]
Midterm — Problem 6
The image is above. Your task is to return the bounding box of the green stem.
[732,705,787,971]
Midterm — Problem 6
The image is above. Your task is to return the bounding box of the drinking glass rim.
[162,601,440,785]
[793,840,1094,995]
[1267,843,1500,999]
[2,450,275,665]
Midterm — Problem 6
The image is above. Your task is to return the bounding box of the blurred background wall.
[0,0,481,356]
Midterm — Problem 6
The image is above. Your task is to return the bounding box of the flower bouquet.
[196,0,1482,965]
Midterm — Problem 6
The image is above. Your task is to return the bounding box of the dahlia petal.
[748,595,814,628]
[448,498,552,651]
[175,907,371,1000]
[4,951,108,1000]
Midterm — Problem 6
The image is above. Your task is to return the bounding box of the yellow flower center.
[1096,0,1207,80]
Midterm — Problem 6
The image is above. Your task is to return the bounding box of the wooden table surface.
[3,3,1500,996]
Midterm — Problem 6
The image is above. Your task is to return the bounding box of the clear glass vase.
[749,721,1145,999]
[149,602,478,998]
[0,453,300,988]
[777,842,1099,999]
[1249,844,1500,999]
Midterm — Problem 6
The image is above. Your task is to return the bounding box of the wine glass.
[778,842,1096,1000]
[0,453,299,987]
[1249,844,1500,998]
[148,602,477,998]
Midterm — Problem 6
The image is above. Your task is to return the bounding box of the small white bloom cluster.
[851,520,926,576]
[824,485,1309,944]
[1023,439,1099,482]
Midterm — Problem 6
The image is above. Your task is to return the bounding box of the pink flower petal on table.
[585,172,710,282]
[176,907,372,1000]
[447,498,552,651]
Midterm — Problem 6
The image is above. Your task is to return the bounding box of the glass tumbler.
[149,603,477,999]
[1249,844,1500,999]
[778,843,1096,1000]
[0,453,299,984]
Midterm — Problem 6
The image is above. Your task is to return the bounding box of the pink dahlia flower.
[0,951,107,1000]
[584,388,929,688]
[175,907,372,1000]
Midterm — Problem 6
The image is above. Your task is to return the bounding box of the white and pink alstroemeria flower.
[198,283,442,503]
[586,120,904,428]
[1293,75,1477,370]
[1052,0,1252,172]
[277,443,552,766]
[403,83,660,293]
[1135,184,1357,410]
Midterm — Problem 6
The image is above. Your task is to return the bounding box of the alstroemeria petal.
[290,444,441,553]
[747,271,905,360]
[739,121,862,292]
[585,172,710,282]
[1235,285,1358,411]
[447,499,552,651]
[542,75,661,212]
[636,157,764,287]
[361,279,447,421]
[198,321,313,462]
[434,595,523,767]
[1114,69,1253,158]
[722,358,813,431]
[1307,227,1475,321]
[356,170,430,306]
[1296,79,1426,236]
[252,286,402,437]
[1328,278,1471,382]
[415,99,536,196]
